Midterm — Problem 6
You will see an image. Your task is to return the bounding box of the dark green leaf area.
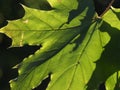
[19,0,54,10]
[67,0,94,24]
[87,21,120,90]
[0,0,25,20]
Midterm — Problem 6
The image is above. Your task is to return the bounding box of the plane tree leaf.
[103,7,120,29]
[105,71,120,90]
[0,0,120,90]
[86,7,120,90]
[103,8,120,90]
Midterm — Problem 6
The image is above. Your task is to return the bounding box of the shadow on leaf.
[33,73,51,90]
[87,21,120,90]
[19,0,54,10]
[67,0,94,24]
[111,9,120,20]
[68,0,96,51]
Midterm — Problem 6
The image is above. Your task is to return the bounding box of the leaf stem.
[99,0,115,17]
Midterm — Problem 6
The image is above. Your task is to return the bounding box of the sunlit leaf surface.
[0,0,120,90]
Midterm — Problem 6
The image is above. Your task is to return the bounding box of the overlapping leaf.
[0,0,120,90]
[106,71,120,90]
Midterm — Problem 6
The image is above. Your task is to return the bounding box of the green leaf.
[86,8,120,90]
[105,71,120,90]
[103,7,120,29]
[1,0,120,90]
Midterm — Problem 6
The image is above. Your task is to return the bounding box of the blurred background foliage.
[0,0,120,90]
